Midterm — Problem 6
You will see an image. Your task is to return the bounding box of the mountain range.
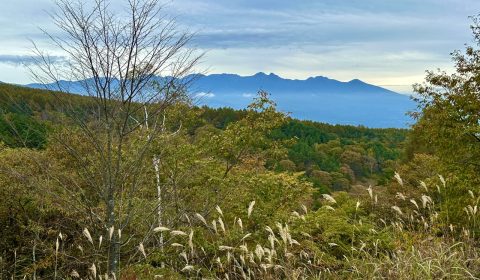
[26,72,416,128]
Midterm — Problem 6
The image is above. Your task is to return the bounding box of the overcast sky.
[0,0,479,93]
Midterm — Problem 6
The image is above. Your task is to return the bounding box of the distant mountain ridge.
[190,72,399,96]
[25,72,416,128]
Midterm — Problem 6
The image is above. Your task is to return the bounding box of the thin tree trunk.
[32,234,37,280]
[153,156,163,248]
[106,188,119,277]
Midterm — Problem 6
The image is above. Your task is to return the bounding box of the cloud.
[0,54,66,66]
[195,92,215,98]
[242,93,254,98]
[1,0,479,88]
[175,0,475,50]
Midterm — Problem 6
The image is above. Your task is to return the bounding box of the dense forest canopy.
[0,83,407,193]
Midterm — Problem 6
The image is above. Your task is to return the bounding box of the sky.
[0,0,479,93]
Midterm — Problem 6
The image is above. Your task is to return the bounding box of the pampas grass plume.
[248,201,256,218]
[83,228,93,245]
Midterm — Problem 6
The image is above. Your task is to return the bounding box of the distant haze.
[26,72,416,128]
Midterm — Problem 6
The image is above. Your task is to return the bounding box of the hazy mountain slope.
[188,73,415,128]
[26,72,415,128]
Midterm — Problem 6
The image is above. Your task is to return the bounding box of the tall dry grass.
[9,174,480,279]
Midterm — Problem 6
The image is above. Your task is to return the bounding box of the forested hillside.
[1,78,479,278]
[0,83,407,194]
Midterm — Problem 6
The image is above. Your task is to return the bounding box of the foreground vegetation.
[0,84,479,279]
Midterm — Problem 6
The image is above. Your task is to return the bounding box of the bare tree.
[30,0,202,276]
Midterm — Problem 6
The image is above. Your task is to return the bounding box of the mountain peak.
[253,72,266,76]
[307,75,329,81]
[348,78,364,84]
